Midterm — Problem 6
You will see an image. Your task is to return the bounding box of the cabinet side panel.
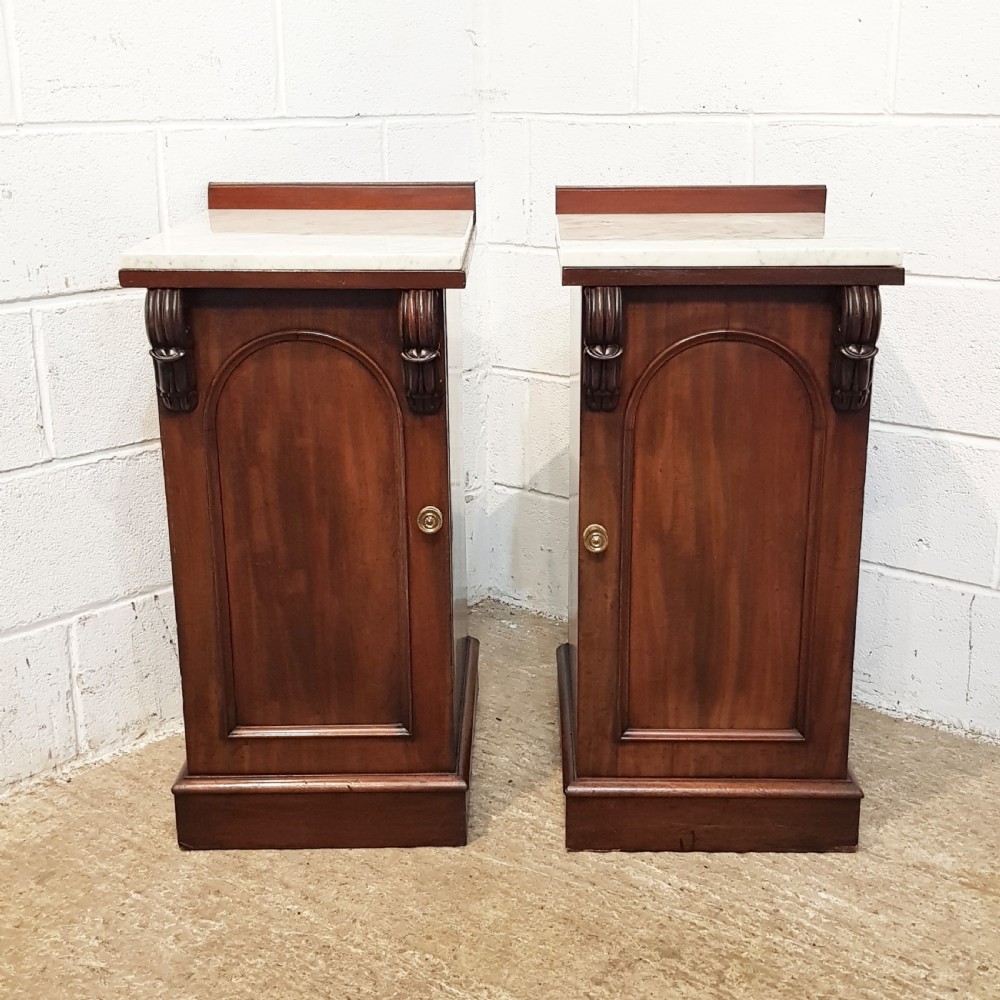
[568,291,582,654]
[210,337,410,729]
[445,289,468,741]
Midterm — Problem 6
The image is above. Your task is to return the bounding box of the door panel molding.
[618,328,828,744]
[203,329,413,741]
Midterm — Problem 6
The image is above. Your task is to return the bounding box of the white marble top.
[556,213,901,269]
[120,209,475,273]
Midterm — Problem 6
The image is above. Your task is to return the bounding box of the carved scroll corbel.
[832,286,881,411]
[399,289,445,415]
[582,286,623,412]
[145,289,196,413]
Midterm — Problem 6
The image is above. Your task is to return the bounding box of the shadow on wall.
[484,451,572,621]
[854,297,1000,741]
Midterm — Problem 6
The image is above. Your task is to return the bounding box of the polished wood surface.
[162,289,456,779]
[558,646,861,852]
[120,267,469,290]
[624,332,816,737]
[174,639,478,849]
[128,183,477,847]
[209,334,411,733]
[562,275,897,851]
[561,265,905,287]
[207,181,476,213]
[556,185,827,215]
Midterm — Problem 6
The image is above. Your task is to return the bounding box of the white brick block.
[477,248,574,376]
[639,0,892,112]
[465,492,490,605]
[0,132,158,301]
[163,124,383,223]
[968,592,1000,737]
[863,429,1000,586]
[896,3,1000,114]
[283,1,473,116]
[489,487,569,618]
[462,370,488,495]
[37,294,157,457]
[72,590,180,755]
[855,568,1000,738]
[16,0,274,122]
[0,450,170,631]
[385,119,478,182]
[876,281,1000,439]
[0,624,77,787]
[0,9,12,122]
[456,249,485,372]
[479,117,529,245]
[489,374,571,498]
[755,121,1000,280]
[483,0,633,113]
[528,119,752,246]
[457,244,495,369]
[0,312,45,471]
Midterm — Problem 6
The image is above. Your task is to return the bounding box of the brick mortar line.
[0,583,174,644]
[153,128,168,230]
[272,0,287,116]
[871,420,1000,449]
[887,0,903,114]
[491,366,573,383]
[0,0,21,121]
[0,287,142,312]
[0,439,161,484]
[28,307,56,460]
[861,560,997,597]
[493,481,568,501]
[2,111,999,139]
[0,113,478,135]
[991,523,1000,590]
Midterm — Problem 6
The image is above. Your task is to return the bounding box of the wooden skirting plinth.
[557,644,862,853]
[173,638,479,850]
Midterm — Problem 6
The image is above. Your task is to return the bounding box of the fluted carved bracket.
[832,286,881,411]
[582,286,624,412]
[145,289,196,413]
[399,289,445,415]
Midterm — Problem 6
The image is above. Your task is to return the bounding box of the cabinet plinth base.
[557,644,862,853]
[172,638,479,850]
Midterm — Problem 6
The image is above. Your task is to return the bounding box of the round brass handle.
[417,505,444,535]
[582,523,609,554]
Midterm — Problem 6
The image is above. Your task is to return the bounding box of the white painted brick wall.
[15,1,276,123]
[0,312,44,470]
[637,1,895,113]
[282,1,474,117]
[2,1,998,792]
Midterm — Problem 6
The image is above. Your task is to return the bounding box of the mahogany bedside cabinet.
[554,185,904,852]
[119,183,478,849]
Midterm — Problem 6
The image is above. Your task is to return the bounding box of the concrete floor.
[1,601,999,999]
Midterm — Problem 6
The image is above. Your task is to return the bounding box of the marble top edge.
[556,212,900,268]
[119,209,475,274]
[558,212,828,242]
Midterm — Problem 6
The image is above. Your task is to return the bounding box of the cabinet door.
[575,286,870,780]
[159,289,456,776]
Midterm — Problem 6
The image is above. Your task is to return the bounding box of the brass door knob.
[417,506,444,535]
[582,523,609,554]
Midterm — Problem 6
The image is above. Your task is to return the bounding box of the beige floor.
[1,602,999,999]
